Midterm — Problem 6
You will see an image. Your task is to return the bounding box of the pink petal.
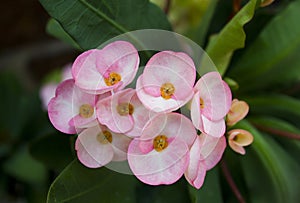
[48,79,77,134]
[202,116,226,138]
[141,113,197,148]
[226,99,249,126]
[142,51,195,100]
[110,131,132,161]
[69,114,98,129]
[136,76,193,113]
[97,89,134,133]
[96,41,139,90]
[229,141,246,155]
[194,72,232,121]
[184,136,206,189]
[75,125,114,168]
[128,138,189,185]
[40,83,57,110]
[200,134,226,170]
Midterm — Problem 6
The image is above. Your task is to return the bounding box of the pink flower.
[75,124,132,168]
[72,41,139,94]
[97,88,155,137]
[228,129,253,155]
[40,64,72,110]
[48,79,98,134]
[226,99,249,126]
[185,134,226,189]
[191,72,232,137]
[136,51,196,113]
[128,113,197,185]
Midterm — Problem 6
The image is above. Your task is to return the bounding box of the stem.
[220,159,246,203]
[253,123,300,140]
[164,0,171,14]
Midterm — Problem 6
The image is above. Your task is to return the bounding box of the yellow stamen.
[97,130,113,144]
[200,98,205,109]
[153,135,168,152]
[117,103,134,116]
[79,104,94,118]
[160,83,175,100]
[104,72,121,86]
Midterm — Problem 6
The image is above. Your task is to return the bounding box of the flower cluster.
[47,40,251,189]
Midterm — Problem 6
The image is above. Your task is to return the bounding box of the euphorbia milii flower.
[226,99,249,126]
[128,113,197,185]
[97,88,155,137]
[136,51,196,113]
[228,129,253,155]
[185,133,226,189]
[48,79,98,134]
[75,124,132,168]
[72,41,139,94]
[191,72,232,137]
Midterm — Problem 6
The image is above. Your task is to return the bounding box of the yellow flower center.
[153,135,168,152]
[97,130,113,144]
[104,72,121,86]
[160,83,175,100]
[200,98,205,109]
[117,103,134,116]
[79,104,94,118]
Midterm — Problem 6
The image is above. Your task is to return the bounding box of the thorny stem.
[164,0,171,14]
[220,159,246,203]
[253,123,300,140]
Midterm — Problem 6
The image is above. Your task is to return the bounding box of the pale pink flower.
[97,88,156,137]
[136,51,196,113]
[40,64,72,110]
[128,113,197,185]
[185,133,226,189]
[191,72,232,137]
[75,124,132,168]
[72,41,139,94]
[226,99,249,126]
[228,129,253,155]
[48,79,98,134]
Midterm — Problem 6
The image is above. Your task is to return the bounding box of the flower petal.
[194,72,231,121]
[226,99,249,126]
[128,138,189,185]
[76,125,114,168]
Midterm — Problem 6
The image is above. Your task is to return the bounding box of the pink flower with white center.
[97,88,155,137]
[128,113,197,185]
[48,79,98,134]
[40,64,72,110]
[72,41,139,95]
[75,124,132,168]
[185,133,226,189]
[136,51,196,113]
[191,72,232,137]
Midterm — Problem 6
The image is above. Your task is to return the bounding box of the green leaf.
[244,94,300,127]
[3,146,47,184]
[188,167,223,203]
[47,159,139,203]
[46,19,81,50]
[236,120,300,203]
[203,0,260,75]
[188,0,218,46]
[40,0,172,50]
[229,0,300,92]
[29,133,75,171]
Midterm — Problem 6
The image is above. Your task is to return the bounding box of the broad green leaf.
[243,94,300,127]
[29,133,75,171]
[229,0,300,92]
[46,19,81,50]
[3,146,47,184]
[188,167,223,203]
[47,159,139,203]
[40,0,172,50]
[249,116,300,163]
[236,120,300,203]
[203,0,261,75]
